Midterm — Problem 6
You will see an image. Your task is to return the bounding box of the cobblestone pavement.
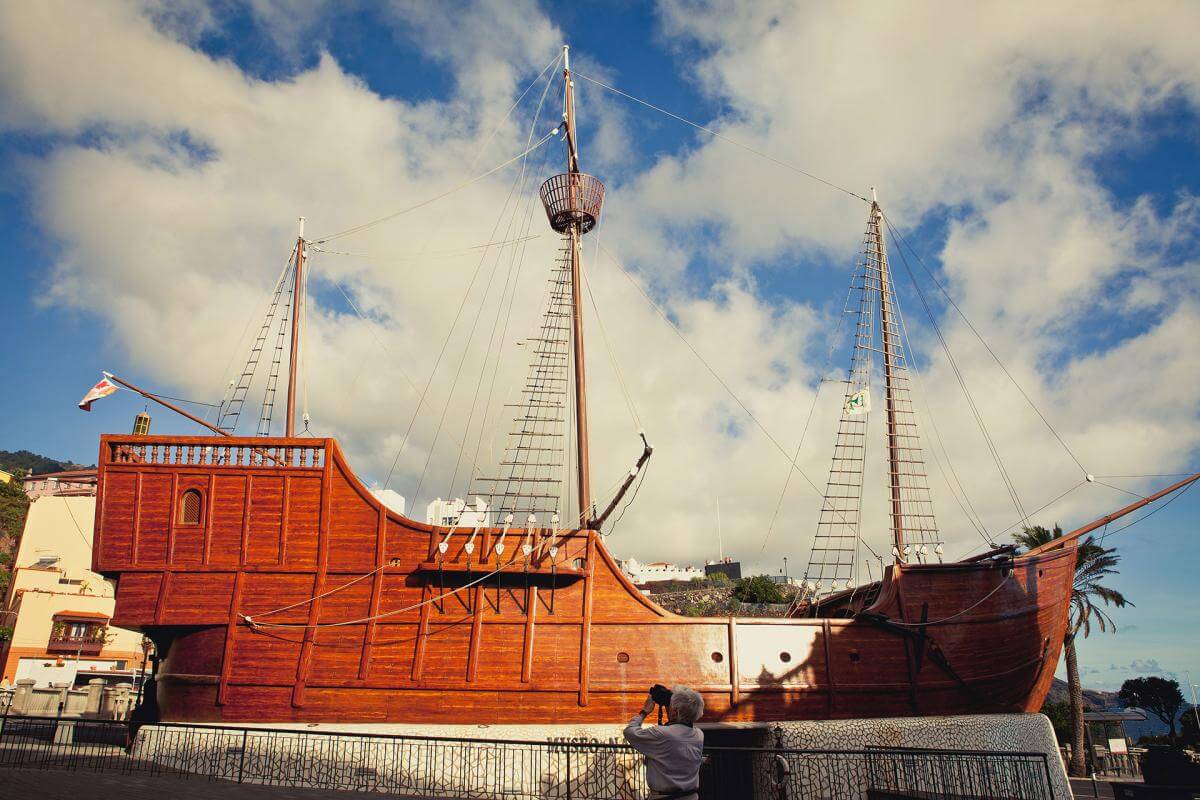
[0,769,448,799]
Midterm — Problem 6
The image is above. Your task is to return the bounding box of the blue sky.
[0,1,1197,693]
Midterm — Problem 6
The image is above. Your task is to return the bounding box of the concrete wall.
[1,678,136,719]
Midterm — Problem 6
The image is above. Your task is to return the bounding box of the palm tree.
[1014,525,1130,778]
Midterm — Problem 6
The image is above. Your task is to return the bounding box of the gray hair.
[669,685,704,724]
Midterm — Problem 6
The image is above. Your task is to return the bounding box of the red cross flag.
[78,373,118,411]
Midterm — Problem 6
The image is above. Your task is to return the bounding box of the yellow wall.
[2,496,146,683]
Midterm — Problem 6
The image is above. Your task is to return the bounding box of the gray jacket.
[623,713,704,799]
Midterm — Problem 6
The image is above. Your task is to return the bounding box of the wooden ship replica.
[91,49,1199,723]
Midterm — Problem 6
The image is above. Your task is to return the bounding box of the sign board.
[1107,738,1129,755]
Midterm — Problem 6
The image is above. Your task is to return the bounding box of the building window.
[179,489,204,525]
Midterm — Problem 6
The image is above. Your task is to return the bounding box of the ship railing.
[0,713,1058,799]
[103,436,325,470]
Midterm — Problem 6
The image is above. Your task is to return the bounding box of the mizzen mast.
[285,216,306,438]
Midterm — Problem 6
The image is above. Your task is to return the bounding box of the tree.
[732,575,785,604]
[1042,700,1073,745]
[1182,705,1200,745]
[1015,525,1130,777]
[1120,677,1186,742]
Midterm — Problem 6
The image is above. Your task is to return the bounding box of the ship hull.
[93,435,1075,724]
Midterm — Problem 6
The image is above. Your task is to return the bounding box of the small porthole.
[179,489,204,525]
[849,651,860,663]
[573,558,586,570]
[711,652,724,663]
[1038,569,1044,577]
[780,652,792,663]
[616,652,630,663]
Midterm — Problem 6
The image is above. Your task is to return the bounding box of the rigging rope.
[1098,475,1197,544]
[760,261,859,556]
[882,574,1011,627]
[595,242,850,519]
[309,235,541,261]
[572,71,870,204]
[450,64,561,502]
[311,131,556,244]
[244,563,503,630]
[881,212,1090,479]
[885,218,1029,528]
[582,215,644,433]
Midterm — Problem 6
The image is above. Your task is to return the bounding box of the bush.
[707,571,732,586]
[733,575,785,604]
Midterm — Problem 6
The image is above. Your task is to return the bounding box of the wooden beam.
[521,586,538,684]
[291,453,332,707]
[577,532,595,705]
[217,569,245,706]
[358,505,387,680]
[466,585,484,683]
[727,617,739,707]
[411,585,430,682]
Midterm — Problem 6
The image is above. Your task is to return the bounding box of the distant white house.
[426,497,492,528]
[368,488,407,516]
[618,557,704,585]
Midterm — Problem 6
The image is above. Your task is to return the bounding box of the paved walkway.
[0,769,447,800]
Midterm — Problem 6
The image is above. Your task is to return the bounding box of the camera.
[649,683,673,707]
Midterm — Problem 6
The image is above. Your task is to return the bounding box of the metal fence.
[0,714,1056,799]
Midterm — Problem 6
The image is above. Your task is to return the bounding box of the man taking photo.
[623,684,705,800]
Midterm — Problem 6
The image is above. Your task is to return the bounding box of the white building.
[618,557,705,585]
[426,497,492,528]
[368,488,407,516]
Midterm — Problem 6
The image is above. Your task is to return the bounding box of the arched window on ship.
[179,489,204,526]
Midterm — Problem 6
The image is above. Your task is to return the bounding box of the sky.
[0,0,1197,694]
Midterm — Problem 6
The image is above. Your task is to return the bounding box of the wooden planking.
[98,472,136,567]
[161,572,235,625]
[247,476,285,565]
[285,476,321,569]
[112,572,161,626]
[471,622,525,685]
[534,623,581,684]
[208,475,248,565]
[326,470,376,572]
[366,623,421,682]
[135,473,171,564]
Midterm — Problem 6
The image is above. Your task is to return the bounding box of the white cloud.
[0,0,1198,588]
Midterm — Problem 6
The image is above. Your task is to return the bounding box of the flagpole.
[104,372,232,438]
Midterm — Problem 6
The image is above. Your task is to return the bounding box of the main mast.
[562,46,592,525]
